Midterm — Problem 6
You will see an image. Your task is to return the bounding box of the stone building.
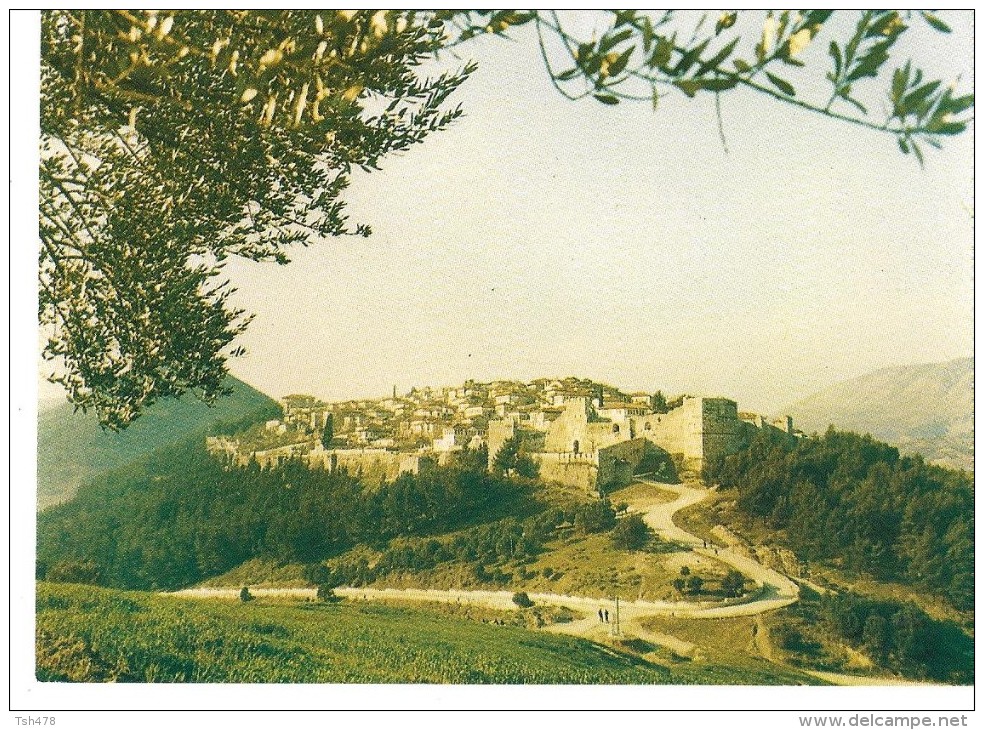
[487,394,794,493]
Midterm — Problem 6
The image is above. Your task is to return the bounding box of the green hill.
[37,376,279,510]
[784,357,973,471]
[36,582,820,684]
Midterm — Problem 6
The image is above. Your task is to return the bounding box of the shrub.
[514,454,540,479]
[512,592,534,608]
[317,583,341,603]
[721,570,746,597]
[573,500,616,535]
[47,560,102,585]
[239,586,254,603]
[611,513,652,550]
[303,563,331,586]
[772,624,804,651]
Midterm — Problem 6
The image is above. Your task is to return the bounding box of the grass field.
[36,582,819,684]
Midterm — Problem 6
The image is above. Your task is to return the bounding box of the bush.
[303,563,331,586]
[772,624,803,651]
[317,583,341,603]
[239,586,254,603]
[574,500,616,535]
[512,591,534,608]
[611,513,652,550]
[514,454,540,479]
[685,576,703,595]
[47,560,102,585]
[720,570,746,597]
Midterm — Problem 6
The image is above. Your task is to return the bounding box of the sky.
[37,11,975,415]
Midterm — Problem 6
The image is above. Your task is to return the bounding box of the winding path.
[630,478,800,618]
[172,480,798,646]
[171,480,929,684]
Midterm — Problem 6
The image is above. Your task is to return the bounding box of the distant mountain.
[784,357,973,472]
[37,376,280,510]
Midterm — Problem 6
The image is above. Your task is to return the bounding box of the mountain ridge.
[783,356,973,471]
[37,376,279,510]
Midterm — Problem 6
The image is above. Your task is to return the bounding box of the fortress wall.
[699,398,747,465]
[486,419,515,468]
[597,438,650,490]
[635,397,705,463]
[308,448,420,485]
[534,452,598,492]
[543,397,590,452]
[543,397,629,454]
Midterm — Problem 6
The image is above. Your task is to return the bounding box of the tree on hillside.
[574,500,617,535]
[41,10,472,428]
[720,570,746,598]
[512,591,534,608]
[492,434,539,478]
[320,414,334,450]
[40,10,972,427]
[491,435,520,476]
[611,512,652,550]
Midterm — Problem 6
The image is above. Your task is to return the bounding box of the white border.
[9,9,977,722]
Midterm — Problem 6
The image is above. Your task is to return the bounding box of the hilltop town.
[207,377,800,492]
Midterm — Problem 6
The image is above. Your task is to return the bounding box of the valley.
[35,374,974,686]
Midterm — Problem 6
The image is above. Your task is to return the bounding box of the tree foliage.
[37,437,543,591]
[512,591,534,608]
[573,500,616,535]
[40,11,972,428]
[611,512,651,551]
[716,428,974,611]
[819,592,972,683]
[442,10,972,161]
[492,434,540,478]
[320,414,334,450]
[40,10,472,428]
[720,570,746,598]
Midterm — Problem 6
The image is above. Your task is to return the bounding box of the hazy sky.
[38,11,975,415]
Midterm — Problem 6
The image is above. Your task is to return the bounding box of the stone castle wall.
[543,397,630,454]
[307,447,421,485]
[697,397,748,470]
[597,438,651,491]
[634,398,705,470]
[534,451,599,492]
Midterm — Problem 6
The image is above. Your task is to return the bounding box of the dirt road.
[172,481,931,684]
[629,478,800,617]
[173,480,796,621]
[172,479,799,656]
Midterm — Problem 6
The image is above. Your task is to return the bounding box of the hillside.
[36,582,819,684]
[37,376,279,510]
[784,357,973,471]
